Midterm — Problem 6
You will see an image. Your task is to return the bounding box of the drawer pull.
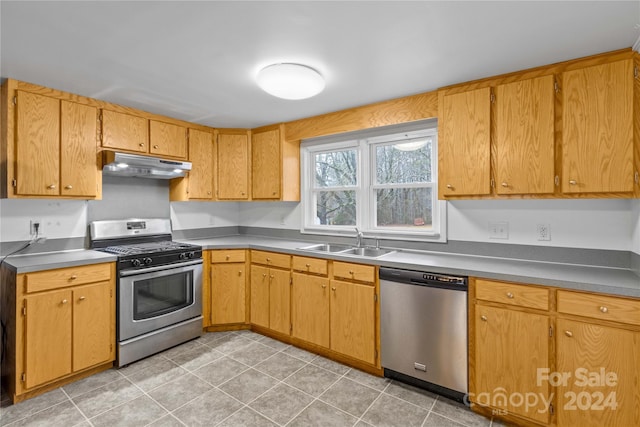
[61,299,68,304]
[266,258,271,262]
[564,330,573,337]
[262,273,267,278]
[305,263,310,268]
[446,184,453,189]
[139,143,145,147]
[269,275,274,279]
[79,296,86,301]
[506,292,514,299]
[238,271,242,275]
[569,180,577,185]
[480,315,487,322]
[599,306,609,313]
[322,284,327,289]
[331,287,336,291]
[70,275,78,280]
[349,270,354,275]
[153,145,159,149]
[64,185,73,190]
[501,182,509,187]
[226,255,230,260]
[48,184,57,189]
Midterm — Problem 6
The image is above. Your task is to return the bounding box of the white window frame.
[301,124,447,243]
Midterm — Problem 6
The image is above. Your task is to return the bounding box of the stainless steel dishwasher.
[380,267,468,402]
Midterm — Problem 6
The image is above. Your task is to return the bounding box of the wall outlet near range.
[537,224,551,241]
[30,219,42,236]
[488,221,509,239]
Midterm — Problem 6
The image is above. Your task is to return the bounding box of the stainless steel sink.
[299,243,353,253]
[340,247,395,258]
[298,243,395,258]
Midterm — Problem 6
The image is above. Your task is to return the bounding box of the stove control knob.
[187,251,195,259]
[179,253,187,260]
[143,257,153,265]
[131,259,142,267]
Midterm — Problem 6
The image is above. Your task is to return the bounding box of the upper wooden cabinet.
[439,87,491,197]
[149,120,188,158]
[217,130,250,200]
[101,111,187,160]
[251,124,300,201]
[13,90,98,198]
[101,109,148,153]
[170,128,214,201]
[561,59,634,194]
[495,75,555,195]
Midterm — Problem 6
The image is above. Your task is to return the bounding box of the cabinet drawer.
[211,250,246,263]
[251,251,291,269]
[475,279,549,310]
[333,261,375,284]
[292,256,328,276]
[557,290,640,326]
[25,263,112,293]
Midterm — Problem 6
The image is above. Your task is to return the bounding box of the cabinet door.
[73,281,112,371]
[211,263,246,324]
[439,87,491,196]
[15,91,60,196]
[217,133,249,199]
[269,268,291,335]
[474,305,550,424]
[495,75,555,195]
[187,128,214,199]
[149,120,187,159]
[101,109,149,153]
[24,290,72,389]
[556,318,639,427]
[250,264,270,328]
[61,101,98,197]
[252,128,281,199]
[291,273,329,347]
[329,280,375,364]
[562,59,634,193]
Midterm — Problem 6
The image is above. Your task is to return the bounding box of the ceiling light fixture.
[256,63,325,100]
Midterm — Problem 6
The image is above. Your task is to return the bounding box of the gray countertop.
[4,235,639,298]
[2,249,117,273]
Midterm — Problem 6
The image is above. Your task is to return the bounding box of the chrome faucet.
[355,227,364,248]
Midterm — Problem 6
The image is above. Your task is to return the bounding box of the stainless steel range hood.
[102,151,191,179]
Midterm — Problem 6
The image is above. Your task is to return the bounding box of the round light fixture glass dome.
[256,63,325,100]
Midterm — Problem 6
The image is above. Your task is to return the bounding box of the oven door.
[119,260,202,341]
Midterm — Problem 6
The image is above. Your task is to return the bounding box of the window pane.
[376,139,432,184]
[315,190,356,225]
[314,150,357,187]
[376,188,433,228]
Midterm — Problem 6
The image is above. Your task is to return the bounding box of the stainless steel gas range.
[90,219,202,367]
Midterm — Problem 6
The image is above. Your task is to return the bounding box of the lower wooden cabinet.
[329,279,376,364]
[210,250,248,325]
[291,272,330,347]
[1,262,116,403]
[250,251,292,335]
[473,304,550,424]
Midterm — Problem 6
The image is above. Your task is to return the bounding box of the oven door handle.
[120,259,203,277]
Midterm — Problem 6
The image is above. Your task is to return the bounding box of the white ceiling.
[1,1,639,129]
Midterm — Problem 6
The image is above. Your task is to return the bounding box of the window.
[302,123,446,242]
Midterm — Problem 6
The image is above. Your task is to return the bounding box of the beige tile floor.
[1,331,503,427]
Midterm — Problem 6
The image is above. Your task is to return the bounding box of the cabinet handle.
[501,182,508,187]
[269,275,274,279]
[564,330,573,337]
[599,306,609,313]
[48,184,56,189]
[322,284,327,288]
[272,191,277,195]
[238,271,242,275]
[153,145,159,149]
[241,192,246,196]
[64,185,73,190]
[79,296,86,301]
[61,299,68,304]
[305,263,310,268]
[331,287,336,291]
[569,180,577,185]
[349,270,354,275]
[70,275,77,280]
[506,292,514,299]
[266,258,271,262]
[446,184,453,189]
[480,315,487,321]
[138,143,145,147]
[207,191,211,195]
[262,273,267,278]
[226,255,230,260]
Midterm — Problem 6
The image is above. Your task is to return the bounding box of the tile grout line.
[60,387,96,427]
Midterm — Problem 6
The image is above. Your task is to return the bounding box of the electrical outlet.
[489,221,509,239]
[30,219,42,236]
[537,224,551,241]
